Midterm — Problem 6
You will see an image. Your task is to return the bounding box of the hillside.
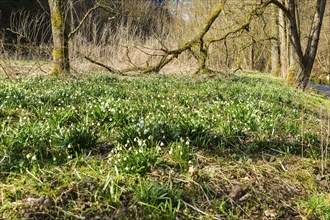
[0,72,329,219]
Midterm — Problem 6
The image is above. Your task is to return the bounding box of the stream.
[309,83,330,99]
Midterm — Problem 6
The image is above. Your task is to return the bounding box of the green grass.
[298,194,330,220]
[0,72,329,219]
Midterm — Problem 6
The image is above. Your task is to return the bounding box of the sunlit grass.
[0,72,329,219]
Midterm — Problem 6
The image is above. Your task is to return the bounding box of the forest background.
[0,0,329,87]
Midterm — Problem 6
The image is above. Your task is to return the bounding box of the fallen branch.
[0,63,14,82]
[82,1,273,76]
[82,53,121,74]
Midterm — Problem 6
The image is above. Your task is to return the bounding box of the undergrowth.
[0,72,329,219]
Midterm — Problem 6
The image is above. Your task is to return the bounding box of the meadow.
[0,72,329,219]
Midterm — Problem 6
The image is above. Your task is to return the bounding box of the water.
[309,83,330,98]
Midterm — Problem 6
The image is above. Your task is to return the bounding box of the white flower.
[31,155,37,161]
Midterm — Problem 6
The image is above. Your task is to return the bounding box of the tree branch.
[68,4,116,39]
[80,52,122,74]
[269,0,291,18]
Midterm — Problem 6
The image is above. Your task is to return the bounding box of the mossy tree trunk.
[48,0,70,75]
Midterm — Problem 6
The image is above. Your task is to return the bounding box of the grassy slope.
[0,72,329,219]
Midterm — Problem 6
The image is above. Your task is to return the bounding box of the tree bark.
[278,0,287,78]
[271,0,327,90]
[271,6,280,75]
[295,0,327,89]
[249,41,255,70]
[48,0,70,75]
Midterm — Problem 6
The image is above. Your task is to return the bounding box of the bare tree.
[48,0,70,75]
[48,0,114,75]
[85,1,273,76]
[270,0,327,90]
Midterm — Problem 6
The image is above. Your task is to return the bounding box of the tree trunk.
[271,6,280,75]
[272,0,327,90]
[249,42,254,70]
[295,0,327,89]
[278,0,287,78]
[48,0,70,75]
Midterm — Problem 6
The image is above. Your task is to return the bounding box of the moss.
[209,3,224,18]
[52,48,62,60]
[286,170,318,192]
[51,66,60,75]
[51,3,63,30]
[286,65,297,86]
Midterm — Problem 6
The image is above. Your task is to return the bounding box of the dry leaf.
[264,209,277,218]
[188,166,195,175]
[229,185,247,198]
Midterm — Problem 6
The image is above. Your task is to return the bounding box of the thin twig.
[181,200,222,220]
[0,63,13,82]
[26,169,43,184]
